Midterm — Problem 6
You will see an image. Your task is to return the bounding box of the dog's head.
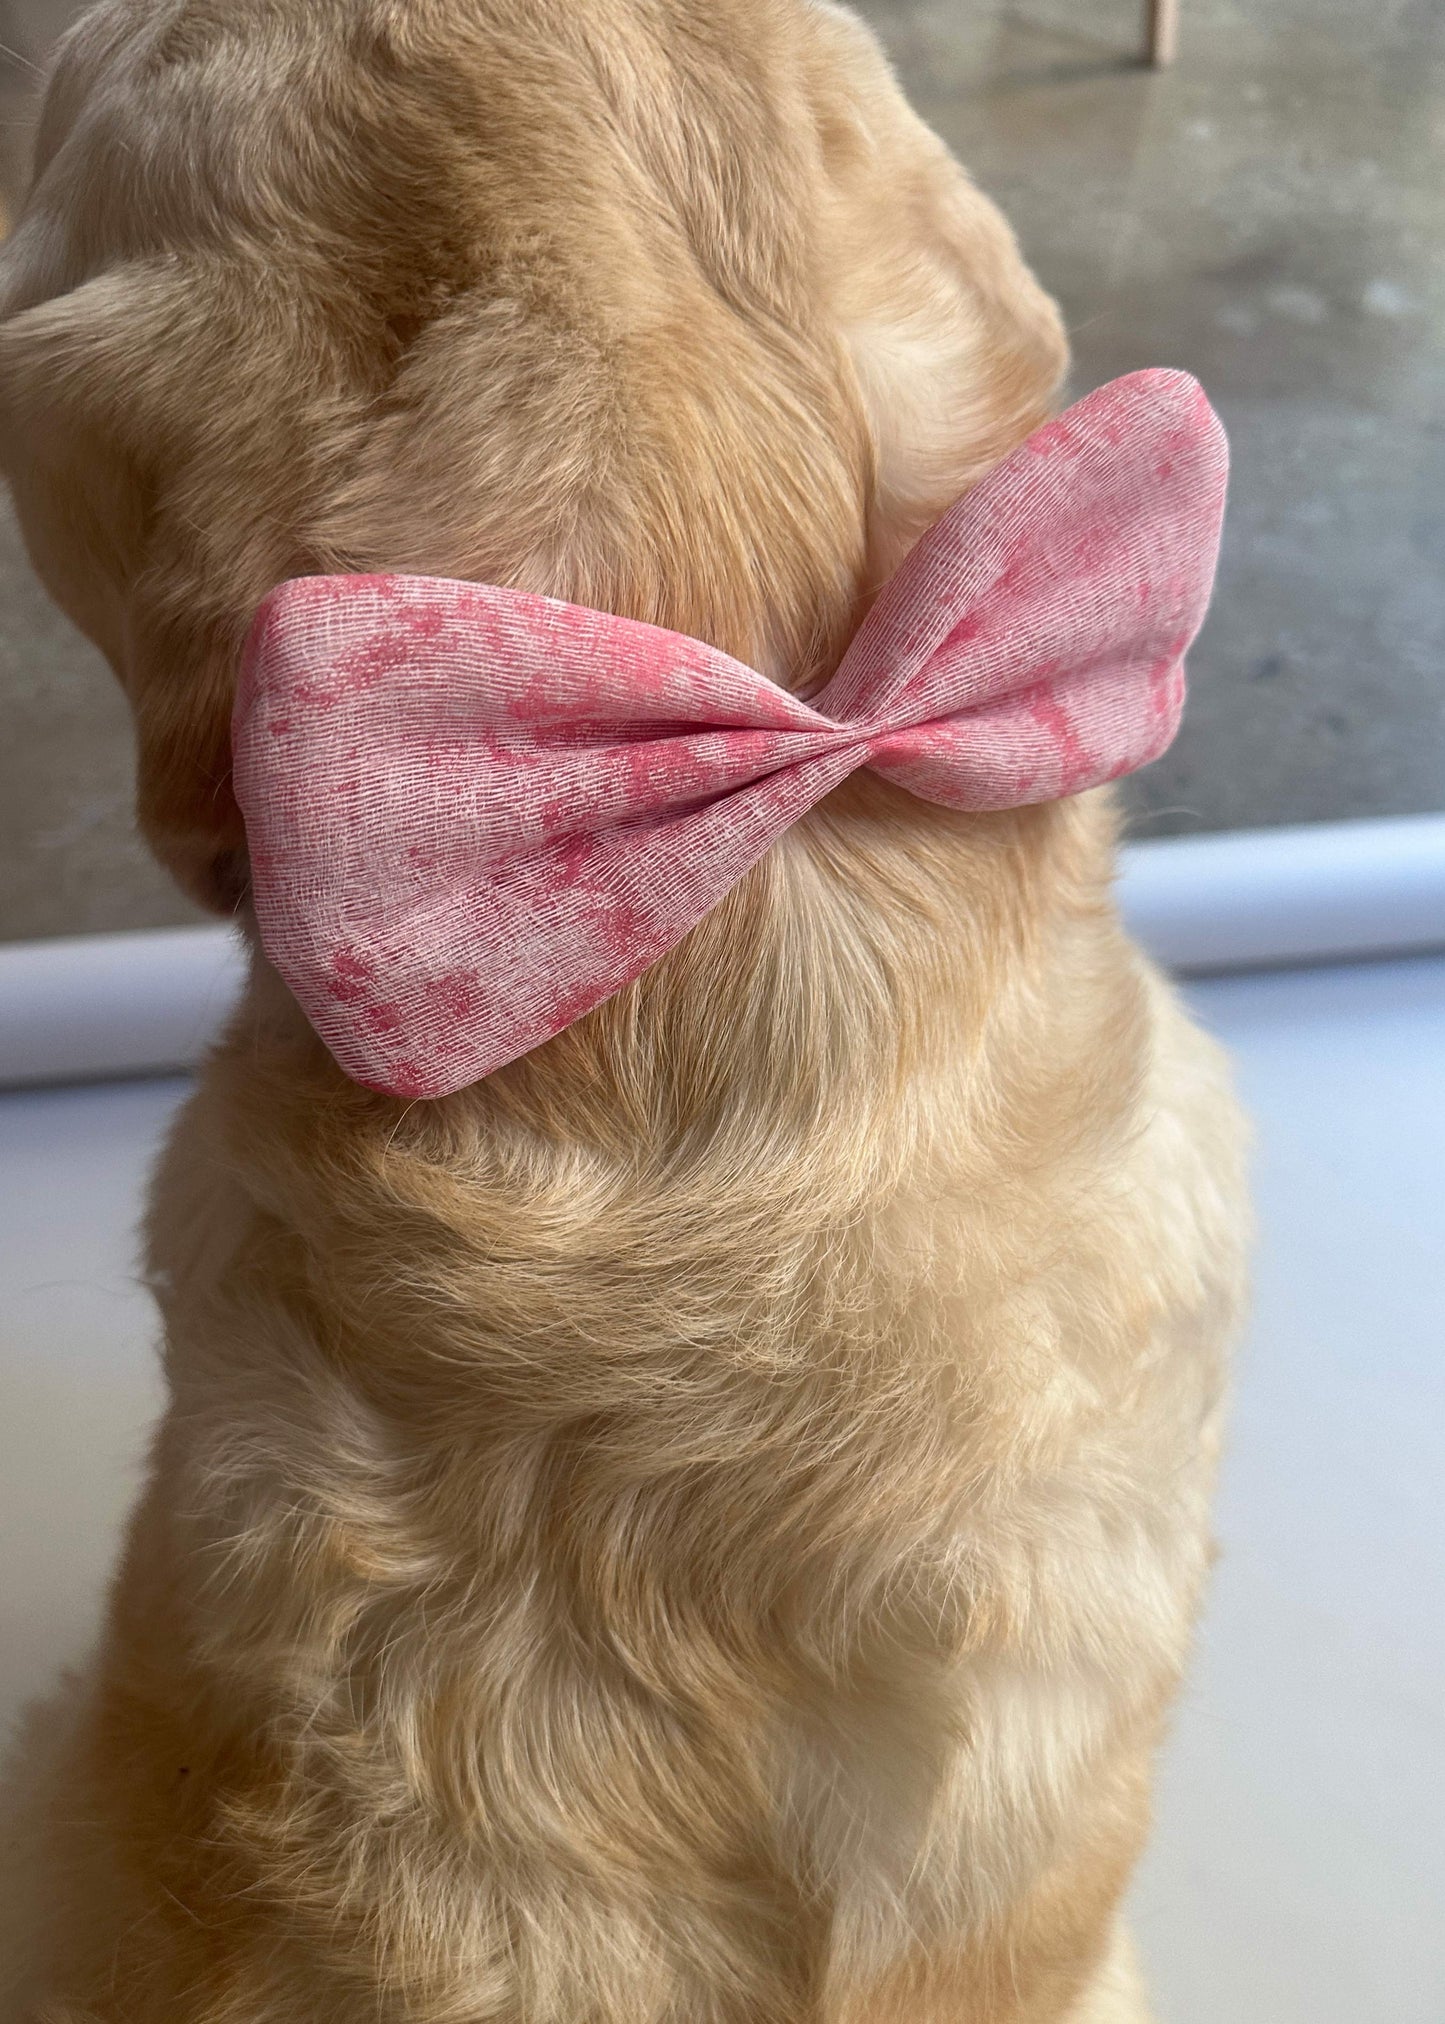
[0,0,1064,912]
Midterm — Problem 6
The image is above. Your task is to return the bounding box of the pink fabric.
[234,369,1227,1099]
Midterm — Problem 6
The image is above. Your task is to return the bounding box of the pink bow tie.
[234,369,1226,1099]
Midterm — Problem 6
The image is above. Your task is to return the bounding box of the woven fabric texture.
[233,369,1228,1099]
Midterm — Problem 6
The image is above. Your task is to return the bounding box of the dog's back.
[0,4,1246,2018]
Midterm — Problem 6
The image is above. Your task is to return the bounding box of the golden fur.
[0,3,1248,2018]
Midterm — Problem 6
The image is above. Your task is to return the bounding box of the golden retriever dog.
[0,1,1249,2016]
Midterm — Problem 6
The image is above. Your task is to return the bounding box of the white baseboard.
[3,815,1444,1089]
[0,924,247,1088]
[1114,813,1445,972]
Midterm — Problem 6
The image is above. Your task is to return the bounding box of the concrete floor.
[3,956,1443,2020]
[2,0,1444,938]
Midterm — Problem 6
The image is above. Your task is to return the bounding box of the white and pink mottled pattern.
[233,369,1228,1099]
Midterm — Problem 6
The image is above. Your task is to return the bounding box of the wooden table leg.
[1144,0,1180,66]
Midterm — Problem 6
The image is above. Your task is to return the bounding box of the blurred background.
[1,0,1443,941]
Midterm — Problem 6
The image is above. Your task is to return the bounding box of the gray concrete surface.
[1,0,1443,939]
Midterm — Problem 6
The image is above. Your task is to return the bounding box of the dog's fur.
[0,3,1249,2017]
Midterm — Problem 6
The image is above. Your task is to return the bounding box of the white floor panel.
[1,960,1442,2019]
[0,1077,175,1725]
[1136,958,1445,2024]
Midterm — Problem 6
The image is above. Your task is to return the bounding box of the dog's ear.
[841,181,1069,586]
[806,7,1069,587]
[0,258,345,910]
[0,270,155,670]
